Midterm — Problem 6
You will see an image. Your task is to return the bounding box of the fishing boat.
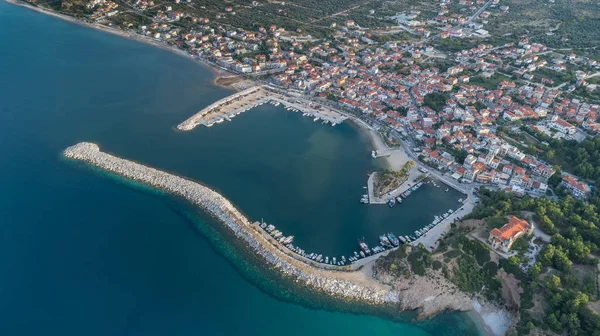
[379,235,393,248]
[359,239,371,254]
[387,233,401,246]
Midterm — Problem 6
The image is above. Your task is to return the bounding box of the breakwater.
[63,142,397,304]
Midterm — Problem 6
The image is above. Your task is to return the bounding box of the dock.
[177,85,347,130]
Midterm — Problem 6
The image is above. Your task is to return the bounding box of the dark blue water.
[0,2,482,335]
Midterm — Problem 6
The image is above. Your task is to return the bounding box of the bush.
[483,261,499,277]
[432,260,443,270]
[461,238,491,266]
[408,246,431,276]
[486,216,508,229]
[445,249,461,259]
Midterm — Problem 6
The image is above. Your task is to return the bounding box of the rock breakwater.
[63,142,398,304]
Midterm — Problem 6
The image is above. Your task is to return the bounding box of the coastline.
[62,142,507,333]
[3,0,229,78]
[5,0,511,331]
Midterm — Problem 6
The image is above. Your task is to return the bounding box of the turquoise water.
[0,2,481,335]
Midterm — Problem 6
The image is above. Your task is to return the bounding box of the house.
[488,216,534,252]
[561,175,590,199]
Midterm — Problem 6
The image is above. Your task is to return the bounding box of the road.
[466,0,494,24]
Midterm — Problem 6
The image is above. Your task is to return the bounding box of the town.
[67,0,600,202]
[22,0,600,335]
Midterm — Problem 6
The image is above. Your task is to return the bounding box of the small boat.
[387,233,400,246]
[388,198,396,208]
[380,235,393,248]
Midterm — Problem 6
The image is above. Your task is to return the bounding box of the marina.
[177,85,347,130]
[64,142,465,274]
[63,142,397,303]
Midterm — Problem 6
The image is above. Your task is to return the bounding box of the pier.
[64,142,396,303]
[177,85,347,130]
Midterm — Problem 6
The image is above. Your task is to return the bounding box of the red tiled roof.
[489,216,529,242]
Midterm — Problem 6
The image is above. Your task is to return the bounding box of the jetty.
[63,142,396,304]
[177,85,347,130]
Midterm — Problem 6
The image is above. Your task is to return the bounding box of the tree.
[528,262,543,278]
[553,249,572,272]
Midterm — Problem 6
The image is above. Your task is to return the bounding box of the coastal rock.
[380,270,471,319]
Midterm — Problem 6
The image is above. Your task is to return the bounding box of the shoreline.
[62,142,503,333]
[6,0,509,330]
[3,0,229,78]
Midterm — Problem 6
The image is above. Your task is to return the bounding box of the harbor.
[63,142,397,304]
[177,85,347,130]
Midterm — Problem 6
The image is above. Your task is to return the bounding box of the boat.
[354,251,359,257]
[388,198,396,208]
[359,251,365,258]
[266,224,275,232]
[396,196,403,203]
[445,188,449,192]
[387,233,400,246]
[398,235,407,244]
[331,123,337,127]
[359,239,371,254]
[379,235,393,247]
[332,257,337,264]
[325,256,329,263]
[371,150,377,158]
[313,117,320,122]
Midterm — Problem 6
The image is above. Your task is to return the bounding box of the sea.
[0,1,484,335]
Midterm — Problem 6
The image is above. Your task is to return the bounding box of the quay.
[63,142,396,303]
[177,85,347,130]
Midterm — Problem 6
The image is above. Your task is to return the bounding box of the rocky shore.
[63,142,398,304]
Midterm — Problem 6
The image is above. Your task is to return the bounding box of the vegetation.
[375,244,431,277]
[423,92,449,112]
[470,188,600,334]
[373,161,414,196]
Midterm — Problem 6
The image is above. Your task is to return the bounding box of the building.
[488,216,533,252]
[561,175,590,199]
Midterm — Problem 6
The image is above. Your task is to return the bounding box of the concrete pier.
[64,142,396,304]
[177,85,347,130]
